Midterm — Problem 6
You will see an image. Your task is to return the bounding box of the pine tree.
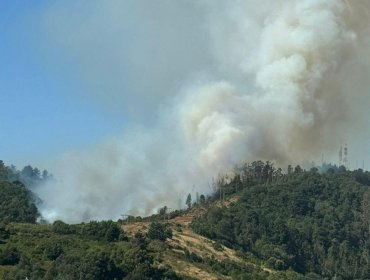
[186,193,192,209]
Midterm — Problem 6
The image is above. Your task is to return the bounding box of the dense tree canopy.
[0,221,180,279]
[192,165,370,279]
[1,158,370,279]
[0,181,39,224]
[0,160,52,189]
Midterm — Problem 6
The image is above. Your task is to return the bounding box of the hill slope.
[0,181,39,224]
[123,196,278,280]
[191,168,370,279]
[0,164,369,279]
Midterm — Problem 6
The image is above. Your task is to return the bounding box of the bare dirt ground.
[123,194,239,235]
[123,221,150,235]
[169,228,242,263]
[161,257,230,280]
[122,194,274,279]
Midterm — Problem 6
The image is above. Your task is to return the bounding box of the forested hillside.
[1,159,370,279]
[192,164,370,279]
[0,221,183,279]
[0,181,39,224]
[0,160,52,189]
[0,160,49,224]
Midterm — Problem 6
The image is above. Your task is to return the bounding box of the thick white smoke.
[36,0,370,223]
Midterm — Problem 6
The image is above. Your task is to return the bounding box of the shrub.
[81,220,121,242]
[147,222,172,241]
[52,220,75,234]
[0,246,21,265]
[104,224,121,242]
[212,241,224,251]
[44,243,63,260]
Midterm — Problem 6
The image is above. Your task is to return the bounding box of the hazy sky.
[1,0,369,173]
[0,0,212,168]
[2,1,369,222]
[0,1,124,167]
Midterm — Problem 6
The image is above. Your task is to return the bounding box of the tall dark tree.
[0,181,39,223]
[147,222,172,241]
[186,193,192,209]
[0,161,8,181]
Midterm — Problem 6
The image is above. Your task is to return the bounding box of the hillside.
[191,166,370,279]
[0,164,369,279]
[122,196,279,280]
[0,181,39,224]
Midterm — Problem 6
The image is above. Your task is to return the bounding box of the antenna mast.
[339,143,348,168]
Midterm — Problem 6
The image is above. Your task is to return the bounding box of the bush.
[52,220,75,234]
[44,243,63,260]
[147,222,172,241]
[104,224,121,242]
[266,257,287,271]
[0,224,10,242]
[0,246,21,265]
[81,220,121,242]
[212,241,224,251]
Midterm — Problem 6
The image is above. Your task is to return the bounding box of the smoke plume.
[36,0,370,223]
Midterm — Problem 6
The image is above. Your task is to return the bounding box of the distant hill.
[0,160,369,279]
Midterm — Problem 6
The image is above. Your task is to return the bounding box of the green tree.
[0,161,8,181]
[0,246,21,265]
[186,193,192,209]
[0,181,39,224]
[147,222,172,241]
[191,166,370,279]
[294,165,303,173]
[52,220,75,234]
[44,243,63,260]
[104,224,121,242]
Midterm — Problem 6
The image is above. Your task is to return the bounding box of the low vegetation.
[0,221,181,279]
[1,159,369,279]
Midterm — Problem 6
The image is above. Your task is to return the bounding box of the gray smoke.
[35,0,370,223]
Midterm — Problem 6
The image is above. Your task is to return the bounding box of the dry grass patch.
[162,252,230,280]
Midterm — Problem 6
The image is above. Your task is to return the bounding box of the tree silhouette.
[186,193,192,209]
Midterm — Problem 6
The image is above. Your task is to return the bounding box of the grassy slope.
[123,195,277,280]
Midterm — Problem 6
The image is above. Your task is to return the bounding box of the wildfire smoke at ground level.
[35,0,370,223]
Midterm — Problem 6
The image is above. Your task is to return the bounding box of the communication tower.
[339,144,348,168]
